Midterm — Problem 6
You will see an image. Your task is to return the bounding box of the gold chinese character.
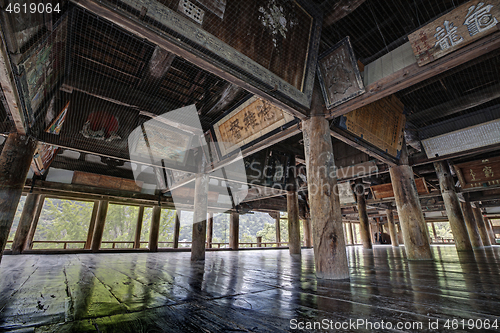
[470,169,476,180]
[483,166,494,178]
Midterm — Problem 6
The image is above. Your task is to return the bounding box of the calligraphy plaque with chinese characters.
[409,0,500,66]
[212,96,295,157]
[337,95,405,158]
[453,156,500,189]
[317,37,365,109]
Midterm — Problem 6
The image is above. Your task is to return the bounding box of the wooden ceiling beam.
[0,26,27,134]
[408,83,500,124]
[327,30,500,119]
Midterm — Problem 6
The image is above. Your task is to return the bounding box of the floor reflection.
[0,245,499,332]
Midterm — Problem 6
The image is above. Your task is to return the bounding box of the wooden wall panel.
[371,178,429,199]
[72,171,143,192]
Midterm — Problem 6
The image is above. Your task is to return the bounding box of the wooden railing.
[431,237,455,244]
[24,240,289,250]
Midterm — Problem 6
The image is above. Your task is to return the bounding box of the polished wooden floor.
[1,245,500,332]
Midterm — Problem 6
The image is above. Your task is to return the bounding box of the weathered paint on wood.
[317,37,365,109]
[409,0,500,66]
[461,200,484,249]
[454,155,500,189]
[11,194,40,254]
[390,165,432,260]
[302,85,349,279]
[337,95,405,158]
[212,96,295,157]
[370,177,429,199]
[0,133,37,263]
[434,161,473,251]
[72,171,143,192]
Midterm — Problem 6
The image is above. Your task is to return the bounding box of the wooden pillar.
[85,201,100,250]
[229,211,239,249]
[25,195,45,250]
[173,210,181,248]
[256,236,262,247]
[133,206,145,249]
[431,222,437,240]
[149,206,161,252]
[485,218,496,244]
[11,193,41,254]
[91,200,109,252]
[348,222,354,245]
[191,173,209,261]
[390,163,432,260]
[386,209,399,247]
[302,86,349,280]
[207,212,213,249]
[461,200,484,249]
[0,133,37,263]
[287,158,301,256]
[302,217,312,247]
[352,223,358,244]
[355,181,372,249]
[274,212,281,246]
[472,205,491,247]
[434,161,472,251]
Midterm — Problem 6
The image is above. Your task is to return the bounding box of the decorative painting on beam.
[408,0,500,66]
[317,37,365,109]
[336,95,406,158]
[94,0,321,110]
[212,96,295,157]
[453,156,500,189]
[370,178,429,199]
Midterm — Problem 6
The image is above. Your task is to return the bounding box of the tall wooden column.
[472,205,491,247]
[434,161,472,251]
[0,133,37,263]
[173,210,181,248]
[11,193,41,254]
[133,206,145,249]
[355,182,372,249]
[25,195,45,250]
[149,206,161,252]
[302,218,312,247]
[386,209,399,247]
[302,86,349,280]
[229,211,239,249]
[431,222,437,240]
[207,212,213,249]
[191,173,209,261]
[485,218,496,244]
[348,222,354,245]
[91,200,109,252]
[85,201,100,250]
[461,200,483,249]
[390,157,432,260]
[287,158,301,256]
[274,212,281,246]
